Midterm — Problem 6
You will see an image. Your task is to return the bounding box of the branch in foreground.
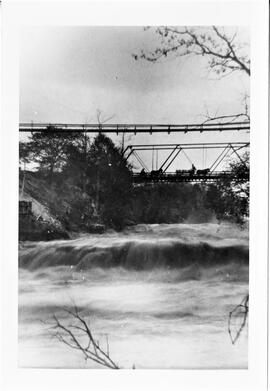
[133,26,250,77]
[201,95,250,125]
[202,113,250,125]
[228,294,249,345]
[49,306,119,369]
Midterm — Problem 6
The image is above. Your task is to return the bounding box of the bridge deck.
[132,171,249,183]
[19,122,250,134]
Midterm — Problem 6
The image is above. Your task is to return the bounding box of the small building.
[19,201,32,216]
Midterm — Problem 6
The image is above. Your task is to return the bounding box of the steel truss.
[124,142,250,173]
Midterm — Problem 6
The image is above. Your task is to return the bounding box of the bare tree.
[228,294,249,344]
[133,26,250,123]
[47,305,119,369]
[133,26,250,77]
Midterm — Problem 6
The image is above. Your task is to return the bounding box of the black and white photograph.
[1,0,269,390]
[18,23,251,369]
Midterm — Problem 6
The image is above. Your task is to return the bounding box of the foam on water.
[19,223,248,271]
[18,223,249,368]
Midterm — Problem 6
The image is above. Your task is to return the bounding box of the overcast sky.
[20,26,250,171]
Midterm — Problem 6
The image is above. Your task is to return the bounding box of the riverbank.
[19,170,109,240]
[19,167,249,241]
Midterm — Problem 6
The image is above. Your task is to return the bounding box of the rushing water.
[19,223,249,369]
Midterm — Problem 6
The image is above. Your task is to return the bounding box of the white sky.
[20,26,250,171]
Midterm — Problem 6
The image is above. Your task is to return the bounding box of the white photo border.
[1,0,268,390]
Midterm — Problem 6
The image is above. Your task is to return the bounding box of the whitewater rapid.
[18,223,249,369]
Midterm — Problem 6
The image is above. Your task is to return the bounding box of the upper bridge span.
[19,121,250,134]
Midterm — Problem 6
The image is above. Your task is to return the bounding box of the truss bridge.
[124,142,250,184]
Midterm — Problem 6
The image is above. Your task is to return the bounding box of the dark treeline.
[19,131,249,235]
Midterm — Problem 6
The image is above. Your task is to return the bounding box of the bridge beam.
[132,171,249,184]
[159,146,181,171]
[19,122,250,134]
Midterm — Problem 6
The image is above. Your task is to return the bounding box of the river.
[18,223,249,369]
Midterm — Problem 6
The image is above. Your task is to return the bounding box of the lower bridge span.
[132,171,249,184]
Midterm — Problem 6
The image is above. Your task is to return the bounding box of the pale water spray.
[19,223,248,369]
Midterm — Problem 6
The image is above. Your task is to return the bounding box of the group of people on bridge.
[176,165,211,176]
[139,164,211,178]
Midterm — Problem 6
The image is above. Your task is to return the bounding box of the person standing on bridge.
[190,164,196,176]
[140,168,146,177]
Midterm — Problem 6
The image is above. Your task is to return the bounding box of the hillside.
[19,170,104,241]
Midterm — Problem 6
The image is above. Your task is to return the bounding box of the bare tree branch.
[96,109,115,126]
[202,113,250,125]
[228,294,249,344]
[201,92,250,125]
[134,26,250,77]
[47,306,120,369]
[134,26,250,127]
